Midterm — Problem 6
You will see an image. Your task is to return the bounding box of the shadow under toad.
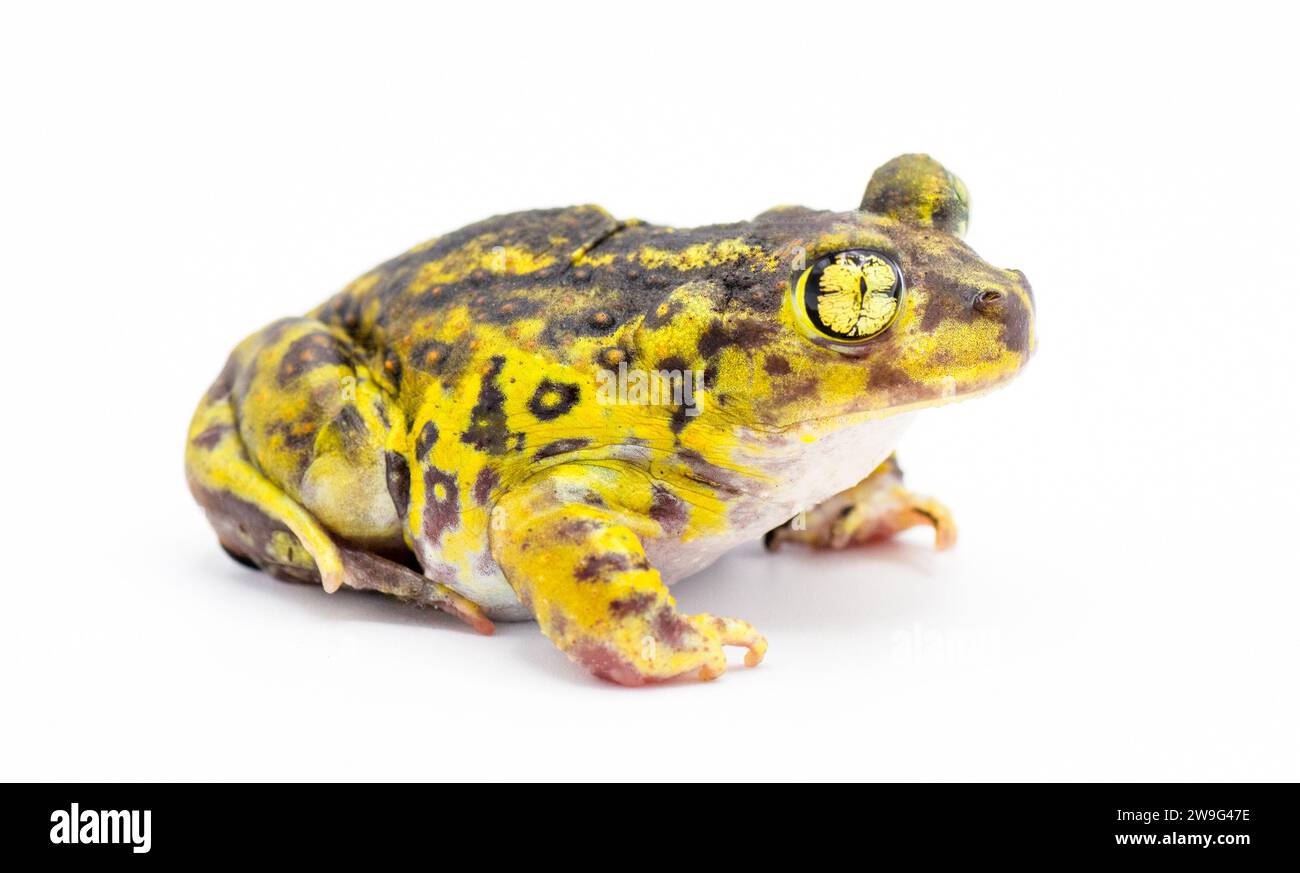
[194,529,953,687]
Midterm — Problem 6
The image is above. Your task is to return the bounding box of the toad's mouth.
[767,361,1030,438]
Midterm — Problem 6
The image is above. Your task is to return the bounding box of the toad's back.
[302,203,827,408]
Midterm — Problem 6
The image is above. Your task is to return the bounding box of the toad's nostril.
[974,289,1004,312]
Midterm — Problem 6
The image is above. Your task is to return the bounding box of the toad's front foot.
[571,611,768,686]
[490,468,766,685]
[766,454,956,552]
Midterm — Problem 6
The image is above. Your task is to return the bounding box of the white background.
[2,1,1297,781]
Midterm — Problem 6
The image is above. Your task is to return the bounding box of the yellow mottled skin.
[186,154,1036,685]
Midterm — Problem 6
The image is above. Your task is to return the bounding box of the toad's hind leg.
[490,467,766,685]
[765,454,957,552]
[186,318,492,634]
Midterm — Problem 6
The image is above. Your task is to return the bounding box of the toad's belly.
[645,412,917,584]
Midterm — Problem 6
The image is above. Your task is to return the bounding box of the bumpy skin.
[186,154,1036,685]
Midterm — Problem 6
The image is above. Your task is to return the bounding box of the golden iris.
[795,249,902,343]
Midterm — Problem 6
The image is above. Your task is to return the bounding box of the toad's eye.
[792,249,903,348]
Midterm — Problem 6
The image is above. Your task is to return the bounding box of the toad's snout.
[966,268,1035,360]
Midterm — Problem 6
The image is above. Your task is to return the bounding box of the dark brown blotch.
[763,354,791,376]
[385,451,411,522]
[999,289,1033,357]
[472,466,499,505]
[648,484,689,536]
[669,404,691,434]
[267,418,318,453]
[277,332,353,387]
[696,316,777,360]
[554,517,600,544]
[461,356,519,455]
[322,293,364,333]
[678,447,744,496]
[371,397,391,430]
[527,378,581,421]
[422,466,460,546]
[609,591,658,619]
[533,437,591,461]
[918,271,982,333]
[569,639,642,685]
[333,405,367,441]
[190,424,232,451]
[415,420,439,461]
[575,553,632,583]
[652,607,693,648]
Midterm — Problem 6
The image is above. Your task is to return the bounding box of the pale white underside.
[434,412,917,621]
[649,411,916,585]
